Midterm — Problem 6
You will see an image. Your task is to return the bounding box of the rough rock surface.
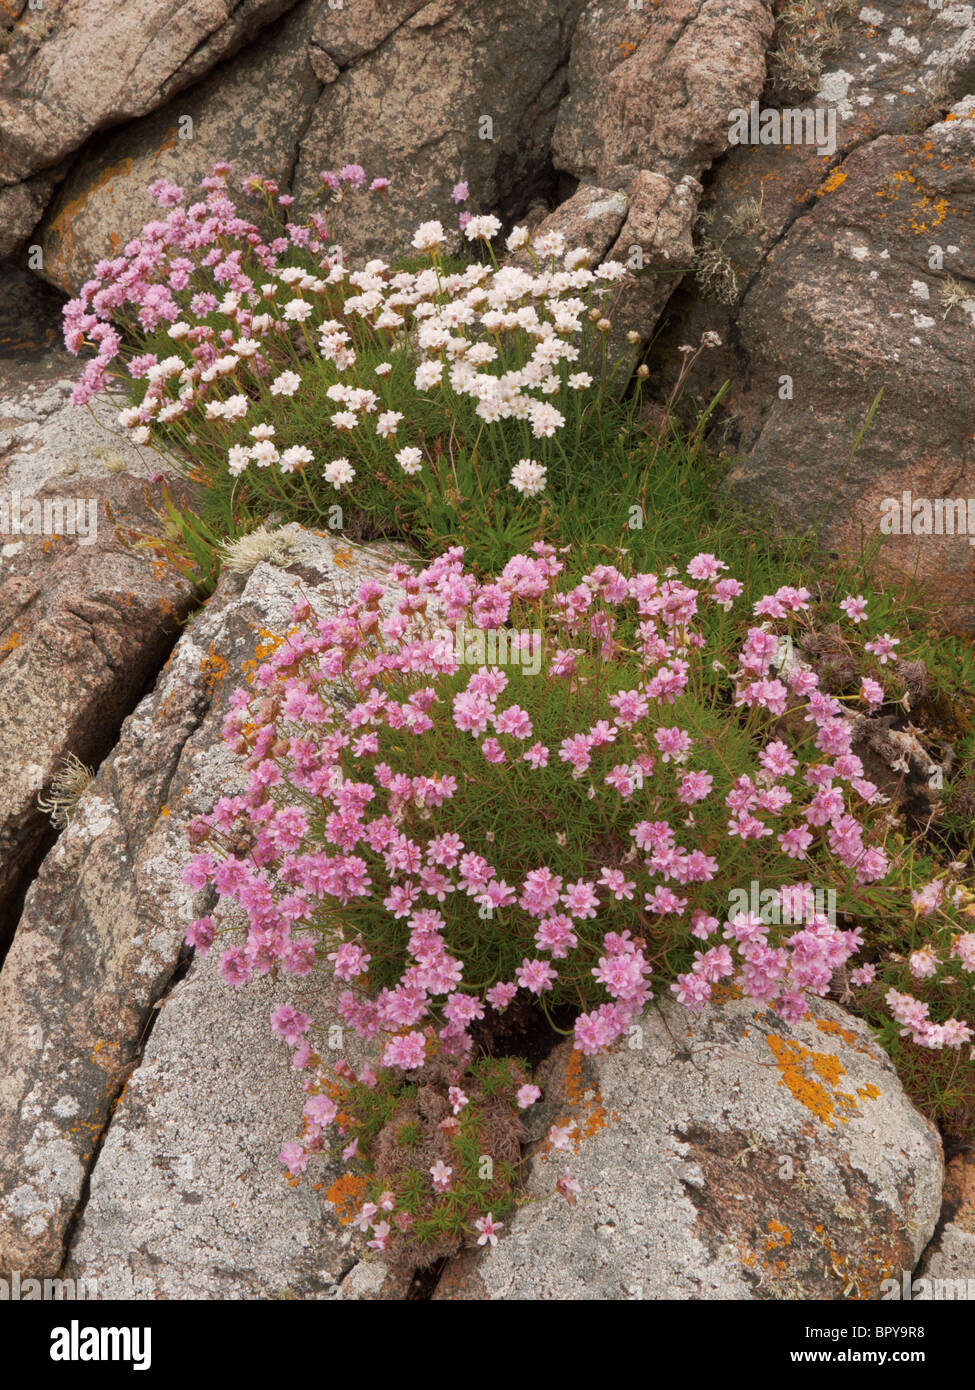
[0,474,194,943]
[34,0,587,293]
[0,528,403,1277]
[434,995,943,1301]
[37,1,323,296]
[650,3,975,628]
[292,0,587,260]
[65,951,363,1299]
[719,105,975,630]
[553,0,775,187]
[0,0,300,254]
[509,183,629,269]
[917,1151,975,1292]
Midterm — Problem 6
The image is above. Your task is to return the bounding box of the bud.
[626,330,641,344]
[596,318,612,333]
[636,364,650,378]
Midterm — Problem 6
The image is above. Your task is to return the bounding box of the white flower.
[376,410,402,438]
[594,260,626,281]
[251,440,279,468]
[228,445,251,476]
[234,338,260,358]
[250,423,275,441]
[283,298,313,322]
[464,214,502,242]
[221,395,249,421]
[564,248,590,271]
[414,360,443,390]
[533,230,566,258]
[280,445,314,473]
[117,407,141,428]
[168,321,190,340]
[130,426,150,445]
[395,446,423,475]
[324,457,355,489]
[527,400,564,438]
[509,458,547,497]
[269,371,301,396]
[375,362,393,376]
[411,220,446,251]
[331,411,358,431]
[568,372,593,389]
[505,226,530,251]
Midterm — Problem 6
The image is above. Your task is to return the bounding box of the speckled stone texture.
[434,995,943,1301]
[0,529,404,1278]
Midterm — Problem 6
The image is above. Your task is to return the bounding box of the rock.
[553,0,775,187]
[0,261,67,373]
[35,0,588,293]
[508,183,629,269]
[917,1151,975,1295]
[604,171,700,354]
[645,6,975,630]
[36,1,324,296]
[65,950,362,1299]
[0,0,301,254]
[0,298,166,492]
[292,0,588,260]
[434,995,943,1300]
[0,529,403,1278]
[0,173,57,261]
[720,104,975,631]
[0,474,195,945]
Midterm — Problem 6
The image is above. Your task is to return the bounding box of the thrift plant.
[62,164,646,571]
[181,544,973,1261]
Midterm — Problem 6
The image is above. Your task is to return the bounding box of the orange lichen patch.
[858,1083,881,1101]
[763,1219,791,1252]
[89,1040,123,1075]
[765,1035,878,1129]
[563,1046,588,1106]
[45,158,135,284]
[198,647,229,696]
[325,1171,369,1223]
[582,1104,609,1139]
[0,631,21,655]
[814,1017,879,1060]
[816,169,848,195]
[332,548,354,568]
[255,628,287,661]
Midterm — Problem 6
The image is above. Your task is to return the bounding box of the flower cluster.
[183,547,971,1067]
[62,164,627,533]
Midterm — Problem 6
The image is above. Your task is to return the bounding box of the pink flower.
[382,1031,427,1069]
[279,1142,308,1176]
[556,1169,582,1200]
[516,1084,541,1109]
[515,957,557,994]
[840,595,868,623]
[865,632,900,665]
[430,1160,453,1192]
[474,1212,503,1246]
